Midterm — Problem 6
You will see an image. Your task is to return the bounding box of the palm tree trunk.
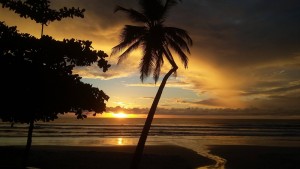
[130,66,178,169]
[23,119,34,168]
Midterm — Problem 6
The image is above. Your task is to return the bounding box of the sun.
[100,111,139,118]
[112,112,128,118]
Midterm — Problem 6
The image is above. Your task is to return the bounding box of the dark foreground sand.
[0,145,214,169]
[209,145,300,169]
[3,145,299,169]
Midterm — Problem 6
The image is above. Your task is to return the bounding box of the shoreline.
[0,145,214,169]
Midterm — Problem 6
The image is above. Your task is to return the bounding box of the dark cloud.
[194,99,222,106]
[240,62,300,97]
[249,92,300,109]
[251,81,288,89]
[168,0,300,66]
[180,98,223,107]
[243,84,300,96]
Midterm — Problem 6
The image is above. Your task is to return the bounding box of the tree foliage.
[0,21,110,123]
[1,1,110,167]
[1,0,85,25]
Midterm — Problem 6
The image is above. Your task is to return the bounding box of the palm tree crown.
[112,0,192,82]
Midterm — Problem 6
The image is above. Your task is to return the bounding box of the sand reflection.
[96,137,137,146]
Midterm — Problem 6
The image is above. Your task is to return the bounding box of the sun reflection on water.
[117,138,123,145]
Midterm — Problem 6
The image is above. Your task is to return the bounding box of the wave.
[1,118,300,137]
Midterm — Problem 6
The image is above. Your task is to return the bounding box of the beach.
[0,145,214,169]
[1,145,300,169]
[209,145,300,169]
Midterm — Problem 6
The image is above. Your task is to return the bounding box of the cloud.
[125,79,192,88]
[170,0,300,67]
[238,61,300,96]
[243,84,300,96]
[247,92,300,110]
[141,97,154,99]
[178,98,228,108]
[73,56,139,80]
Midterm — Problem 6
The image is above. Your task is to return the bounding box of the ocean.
[1,117,300,169]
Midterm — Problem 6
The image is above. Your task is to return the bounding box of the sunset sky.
[1,0,300,114]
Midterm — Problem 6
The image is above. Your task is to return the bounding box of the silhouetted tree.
[0,0,110,167]
[1,0,85,36]
[0,21,110,168]
[111,0,192,168]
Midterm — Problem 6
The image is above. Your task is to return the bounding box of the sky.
[1,0,300,116]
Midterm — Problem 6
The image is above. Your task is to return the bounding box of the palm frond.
[117,40,142,64]
[111,25,146,56]
[166,39,189,68]
[139,0,165,21]
[153,50,164,82]
[139,45,155,82]
[165,27,193,45]
[114,5,149,23]
[120,25,147,42]
[165,31,191,54]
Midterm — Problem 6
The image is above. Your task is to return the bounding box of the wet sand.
[209,145,300,169]
[0,145,214,169]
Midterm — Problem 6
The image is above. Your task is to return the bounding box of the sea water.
[1,118,300,169]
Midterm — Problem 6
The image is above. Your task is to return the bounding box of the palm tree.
[111,0,192,168]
